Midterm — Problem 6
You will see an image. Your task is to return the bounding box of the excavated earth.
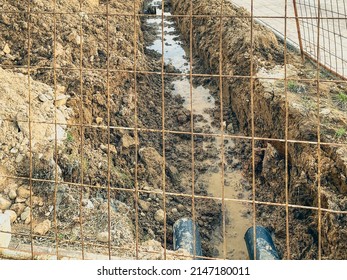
[0,0,221,259]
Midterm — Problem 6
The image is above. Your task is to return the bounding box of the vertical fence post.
[293,0,305,62]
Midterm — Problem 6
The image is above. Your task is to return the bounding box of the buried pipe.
[173,218,202,258]
[143,0,159,15]
[244,226,280,260]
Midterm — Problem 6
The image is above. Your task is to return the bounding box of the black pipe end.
[244,226,280,260]
[173,218,202,258]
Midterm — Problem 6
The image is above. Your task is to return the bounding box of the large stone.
[320,108,331,115]
[38,93,48,102]
[0,197,11,210]
[20,209,31,221]
[17,186,30,199]
[100,144,108,153]
[10,147,18,154]
[15,197,26,203]
[121,134,138,149]
[24,216,31,224]
[75,35,82,45]
[33,220,51,235]
[177,112,188,124]
[0,213,11,248]
[167,165,179,182]
[15,154,24,163]
[98,202,116,215]
[8,189,17,200]
[96,231,112,243]
[339,174,347,194]
[138,199,150,212]
[154,209,165,223]
[3,43,10,55]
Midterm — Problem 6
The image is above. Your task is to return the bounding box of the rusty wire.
[53,0,59,259]
[0,63,346,82]
[284,0,290,260]
[106,0,112,260]
[80,0,86,260]
[189,0,196,259]
[27,0,34,260]
[0,0,346,260]
[316,0,322,260]
[219,0,227,260]
[132,0,140,261]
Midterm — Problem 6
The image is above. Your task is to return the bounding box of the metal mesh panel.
[0,0,346,261]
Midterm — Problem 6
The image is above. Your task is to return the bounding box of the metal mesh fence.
[294,0,347,79]
[0,0,346,261]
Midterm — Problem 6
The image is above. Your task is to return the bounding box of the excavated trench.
[142,0,253,259]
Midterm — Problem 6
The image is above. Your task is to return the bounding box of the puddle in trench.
[204,141,252,259]
[195,137,252,259]
[146,0,190,73]
[144,0,252,259]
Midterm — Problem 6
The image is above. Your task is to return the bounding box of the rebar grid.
[0,0,346,260]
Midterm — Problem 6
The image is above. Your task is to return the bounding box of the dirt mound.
[0,0,222,258]
[0,66,70,158]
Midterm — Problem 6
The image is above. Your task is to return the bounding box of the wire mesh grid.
[0,0,346,260]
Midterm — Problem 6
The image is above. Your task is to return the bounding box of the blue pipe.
[244,226,280,260]
[173,218,202,258]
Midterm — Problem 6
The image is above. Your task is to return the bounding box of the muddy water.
[144,0,252,259]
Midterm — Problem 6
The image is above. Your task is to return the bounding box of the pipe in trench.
[173,218,202,259]
[244,226,280,260]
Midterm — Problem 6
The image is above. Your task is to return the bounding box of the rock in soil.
[96,232,112,243]
[33,220,51,235]
[0,197,11,210]
[17,186,30,199]
[154,209,165,223]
